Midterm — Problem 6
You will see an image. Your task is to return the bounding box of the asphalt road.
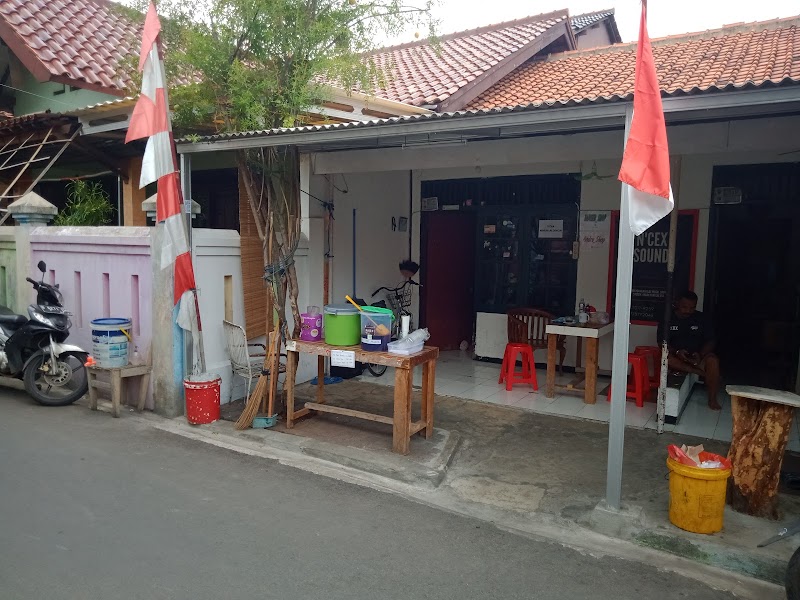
[0,386,736,600]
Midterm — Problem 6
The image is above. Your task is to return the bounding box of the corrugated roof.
[466,16,800,111]
[0,0,139,95]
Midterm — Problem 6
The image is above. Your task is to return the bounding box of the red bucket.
[184,374,221,424]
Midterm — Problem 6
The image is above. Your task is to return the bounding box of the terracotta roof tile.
[362,11,573,106]
[466,17,800,110]
[0,0,140,94]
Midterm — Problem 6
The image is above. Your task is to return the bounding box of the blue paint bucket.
[91,318,132,368]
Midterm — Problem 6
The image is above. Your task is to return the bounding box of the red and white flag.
[618,1,673,235]
[126,3,198,326]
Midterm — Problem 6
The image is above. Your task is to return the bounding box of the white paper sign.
[538,219,564,239]
[580,211,611,249]
[286,340,297,351]
[330,350,356,369]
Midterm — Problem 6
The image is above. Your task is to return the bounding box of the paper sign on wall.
[331,350,356,369]
[538,219,564,239]
[580,211,611,249]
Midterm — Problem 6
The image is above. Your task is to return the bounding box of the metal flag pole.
[657,157,682,433]
[606,105,634,511]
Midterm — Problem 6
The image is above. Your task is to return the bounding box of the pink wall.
[29,227,154,407]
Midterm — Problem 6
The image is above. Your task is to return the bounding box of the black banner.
[609,211,698,324]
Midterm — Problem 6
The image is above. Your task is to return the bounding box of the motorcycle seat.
[0,313,27,328]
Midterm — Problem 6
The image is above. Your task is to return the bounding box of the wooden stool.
[88,364,152,418]
[499,343,538,391]
[606,353,650,407]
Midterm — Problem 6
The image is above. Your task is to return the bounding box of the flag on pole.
[618,1,673,236]
[126,3,202,354]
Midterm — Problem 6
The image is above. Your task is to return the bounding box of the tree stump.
[728,392,795,519]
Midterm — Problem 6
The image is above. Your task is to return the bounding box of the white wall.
[310,114,800,370]
[193,229,246,403]
[326,170,412,307]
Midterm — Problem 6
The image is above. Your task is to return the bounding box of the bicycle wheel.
[366,363,388,377]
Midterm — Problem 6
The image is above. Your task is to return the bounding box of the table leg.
[137,373,151,411]
[88,370,98,411]
[111,369,122,418]
[421,360,435,438]
[285,350,299,429]
[546,334,557,398]
[584,338,599,404]
[393,366,412,455]
[316,355,325,405]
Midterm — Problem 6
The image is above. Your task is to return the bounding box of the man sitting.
[657,290,722,411]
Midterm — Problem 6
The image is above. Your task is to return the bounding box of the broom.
[234,339,273,430]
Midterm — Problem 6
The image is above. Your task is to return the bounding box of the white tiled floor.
[356,350,800,449]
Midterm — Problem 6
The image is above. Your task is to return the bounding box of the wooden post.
[546,334,557,398]
[421,360,435,438]
[122,157,147,226]
[728,393,795,518]
[585,337,599,404]
[285,350,299,428]
[393,366,412,455]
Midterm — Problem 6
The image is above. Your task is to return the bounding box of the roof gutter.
[177,86,800,154]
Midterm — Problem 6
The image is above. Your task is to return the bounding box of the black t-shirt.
[657,310,713,354]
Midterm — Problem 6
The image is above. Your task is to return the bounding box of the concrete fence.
[0,214,249,412]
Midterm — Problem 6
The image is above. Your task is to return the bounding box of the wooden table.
[87,364,152,418]
[545,322,614,404]
[727,385,800,518]
[284,339,439,455]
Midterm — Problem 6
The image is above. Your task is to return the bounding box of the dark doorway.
[421,211,476,350]
[708,163,800,391]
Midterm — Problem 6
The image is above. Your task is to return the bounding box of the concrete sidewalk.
[129,379,797,598]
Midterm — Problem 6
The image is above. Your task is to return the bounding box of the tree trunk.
[728,394,794,518]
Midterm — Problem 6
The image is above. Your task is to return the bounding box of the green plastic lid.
[363,306,395,319]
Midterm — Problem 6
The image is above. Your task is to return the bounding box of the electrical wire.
[0,82,87,110]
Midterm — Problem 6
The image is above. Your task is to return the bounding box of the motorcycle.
[0,260,88,406]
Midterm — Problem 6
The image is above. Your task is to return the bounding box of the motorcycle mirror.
[37,261,46,273]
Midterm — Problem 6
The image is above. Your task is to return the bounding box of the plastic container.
[91,318,131,368]
[300,312,323,342]
[323,304,360,346]
[361,306,393,351]
[387,339,424,356]
[184,373,221,425]
[667,455,731,534]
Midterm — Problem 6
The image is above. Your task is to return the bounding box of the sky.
[387,0,798,45]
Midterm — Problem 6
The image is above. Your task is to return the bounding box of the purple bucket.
[300,313,322,342]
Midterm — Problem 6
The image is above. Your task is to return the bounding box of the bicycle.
[363,279,419,377]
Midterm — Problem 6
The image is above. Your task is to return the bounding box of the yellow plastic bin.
[667,456,731,534]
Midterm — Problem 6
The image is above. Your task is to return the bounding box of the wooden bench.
[727,385,800,518]
[87,364,152,418]
[284,339,439,455]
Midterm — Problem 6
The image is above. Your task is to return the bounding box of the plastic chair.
[634,345,661,387]
[222,320,286,397]
[606,353,650,407]
[507,308,566,372]
[499,343,538,391]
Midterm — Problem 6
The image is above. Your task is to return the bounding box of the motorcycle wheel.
[787,545,800,600]
[366,363,387,377]
[23,351,89,407]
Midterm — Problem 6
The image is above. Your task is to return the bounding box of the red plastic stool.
[606,353,650,407]
[634,345,661,388]
[499,343,538,391]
